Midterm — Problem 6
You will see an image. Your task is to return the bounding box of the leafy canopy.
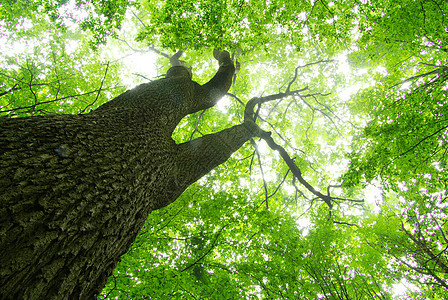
[2,0,448,299]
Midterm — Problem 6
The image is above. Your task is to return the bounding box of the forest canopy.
[1,0,447,298]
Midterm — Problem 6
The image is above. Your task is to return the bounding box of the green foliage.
[136,0,357,55]
[0,8,126,117]
[0,0,134,47]
[101,181,395,299]
[343,72,448,189]
[342,0,448,191]
[3,0,448,299]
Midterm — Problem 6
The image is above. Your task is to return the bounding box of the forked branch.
[243,89,359,210]
[258,129,333,209]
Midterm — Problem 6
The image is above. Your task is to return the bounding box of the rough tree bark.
[0,51,257,299]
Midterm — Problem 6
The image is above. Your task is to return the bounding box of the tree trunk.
[0,57,254,299]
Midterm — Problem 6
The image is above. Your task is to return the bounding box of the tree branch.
[175,223,229,276]
[189,110,206,141]
[258,130,333,209]
[243,87,360,210]
[395,125,448,159]
[79,62,110,114]
[250,138,269,209]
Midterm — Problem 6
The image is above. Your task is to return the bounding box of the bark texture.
[0,55,255,299]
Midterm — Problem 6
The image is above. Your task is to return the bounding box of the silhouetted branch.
[244,89,308,121]
[130,9,148,28]
[79,62,110,114]
[0,82,20,97]
[333,221,359,227]
[266,169,290,201]
[227,93,245,106]
[251,138,269,209]
[174,224,230,276]
[0,90,104,115]
[395,125,448,159]
[258,130,333,209]
[243,86,361,210]
[189,110,206,141]
[286,66,300,93]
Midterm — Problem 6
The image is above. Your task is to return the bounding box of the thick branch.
[243,91,334,209]
[244,89,308,121]
[178,50,236,115]
[242,84,365,210]
[258,130,333,209]
[195,52,235,112]
[175,122,257,189]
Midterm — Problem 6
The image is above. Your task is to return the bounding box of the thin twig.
[189,110,207,141]
[251,138,269,210]
[226,93,245,106]
[79,62,110,114]
[174,224,229,276]
[266,169,290,201]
